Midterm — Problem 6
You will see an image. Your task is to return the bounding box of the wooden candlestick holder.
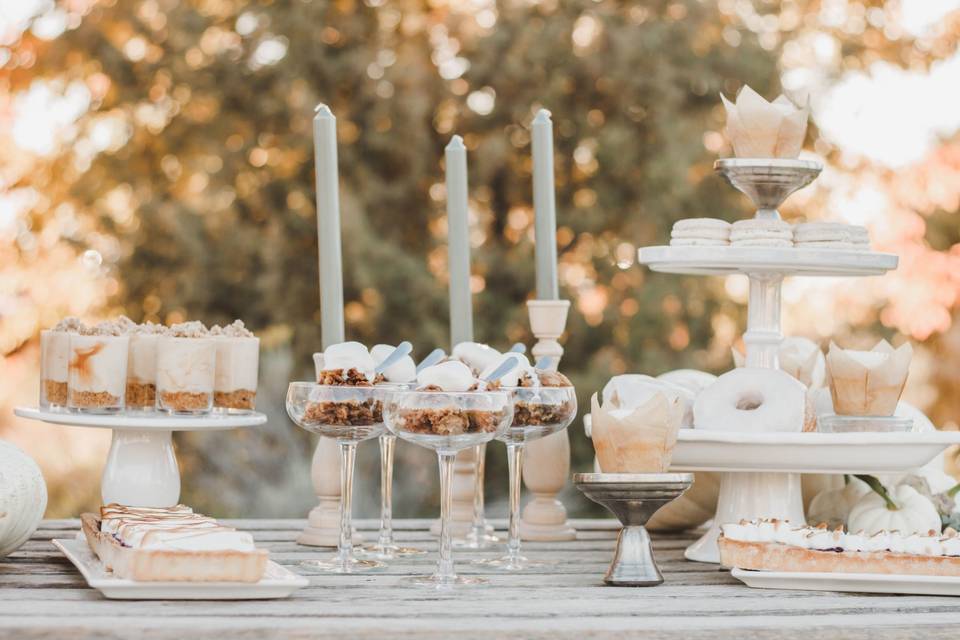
[520,299,576,541]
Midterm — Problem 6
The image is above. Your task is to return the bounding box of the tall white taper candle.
[446,135,473,345]
[314,104,345,348]
[532,109,559,301]
[299,103,348,548]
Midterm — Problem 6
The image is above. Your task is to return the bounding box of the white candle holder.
[520,299,576,541]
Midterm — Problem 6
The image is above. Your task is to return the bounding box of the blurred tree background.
[2,0,960,518]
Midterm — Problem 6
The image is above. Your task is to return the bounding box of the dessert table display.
[631,88,960,564]
[10,518,960,638]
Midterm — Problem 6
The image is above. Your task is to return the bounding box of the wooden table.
[4,518,960,639]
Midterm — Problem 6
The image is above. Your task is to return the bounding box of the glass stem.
[337,441,357,566]
[470,443,486,536]
[378,434,395,549]
[437,451,457,583]
[507,442,524,566]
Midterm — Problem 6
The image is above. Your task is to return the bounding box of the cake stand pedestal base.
[102,429,180,507]
[684,471,805,565]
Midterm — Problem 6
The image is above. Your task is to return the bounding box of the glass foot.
[472,555,550,571]
[299,556,384,574]
[402,573,487,589]
[358,543,426,560]
[454,530,501,549]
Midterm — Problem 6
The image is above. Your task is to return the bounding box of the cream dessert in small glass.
[156,321,216,414]
[210,320,260,412]
[40,317,83,409]
[124,320,165,412]
[67,321,130,413]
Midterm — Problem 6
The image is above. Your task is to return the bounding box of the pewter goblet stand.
[574,473,693,586]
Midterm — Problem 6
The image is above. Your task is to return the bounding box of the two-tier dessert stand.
[638,158,960,564]
[14,407,266,507]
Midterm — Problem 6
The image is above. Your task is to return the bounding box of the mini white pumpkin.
[807,477,869,528]
[847,481,940,536]
[0,440,47,558]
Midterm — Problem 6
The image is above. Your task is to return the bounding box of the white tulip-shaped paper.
[590,391,683,473]
[826,340,913,417]
[721,86,808,158]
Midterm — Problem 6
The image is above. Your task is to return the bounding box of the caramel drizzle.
[70,342,106,382]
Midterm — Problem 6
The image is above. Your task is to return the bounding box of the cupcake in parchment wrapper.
[826,340,912,416]
[590,391,683,473]
[721,85,808,159]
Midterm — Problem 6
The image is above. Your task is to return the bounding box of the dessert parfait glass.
[384,388,513,588]
[287,382,387,573]
[475,385,577,571]
[361,381,426,560]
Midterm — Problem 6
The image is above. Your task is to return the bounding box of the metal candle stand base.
[574,473,693,586]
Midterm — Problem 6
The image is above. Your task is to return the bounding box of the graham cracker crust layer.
[70,390,120,408]
[126,381,156,408]
[43,379,68,405]
[215,389,256,411]
[160,391,211,412]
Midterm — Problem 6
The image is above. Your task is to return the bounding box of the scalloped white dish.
[639,245,898,277]
[732,568,960,597]
[54,537,308,600]
[670,429,960,474]
[14,406,266,431]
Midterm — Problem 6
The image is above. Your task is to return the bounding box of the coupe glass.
[475,386,577,571]
[286,382,387,573]
[384,389,513,589]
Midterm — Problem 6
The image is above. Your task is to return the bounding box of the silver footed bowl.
[714,158,822,219]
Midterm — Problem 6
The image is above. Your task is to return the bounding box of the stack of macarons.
[793,222,870,250]
[668,218,871,251]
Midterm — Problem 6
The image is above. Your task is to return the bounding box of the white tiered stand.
[14,407,266,507]
[639,244,960,564]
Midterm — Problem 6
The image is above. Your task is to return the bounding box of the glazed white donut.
[694,367,807,433]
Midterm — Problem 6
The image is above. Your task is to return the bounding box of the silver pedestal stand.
[574,473,693,586]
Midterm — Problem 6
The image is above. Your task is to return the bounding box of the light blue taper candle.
[313,104,345,349]
[446,135,474,347]
[532,109,559,300]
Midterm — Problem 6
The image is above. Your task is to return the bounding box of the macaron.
[670,218,731,247]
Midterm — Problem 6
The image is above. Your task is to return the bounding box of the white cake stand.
[668,429,960,563]
[637,158,907,564]
[14,407,266,507]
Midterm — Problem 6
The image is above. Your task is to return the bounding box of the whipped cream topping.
[100,504,256,552]
[451,342,502,374]
[722,519,956,556]
[371,343,416,383]
[480,352,533,387]
[321,341,376,381]
[417,360,477,392]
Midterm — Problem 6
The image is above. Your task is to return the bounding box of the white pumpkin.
[807,477,869,528]
[0,441,47,558]
[847,483,940,536]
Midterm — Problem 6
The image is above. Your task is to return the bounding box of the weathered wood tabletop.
[4,518,960,639]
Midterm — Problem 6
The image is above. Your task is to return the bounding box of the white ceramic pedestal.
[14,407,266,507]
[637,239,904,565]
[520,299,576,541]
[669,429,960,563]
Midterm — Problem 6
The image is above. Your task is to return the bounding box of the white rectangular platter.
[732,568,960,597]
[53,537,308,600]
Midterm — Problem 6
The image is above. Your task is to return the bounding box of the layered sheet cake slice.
[719,519,960,577]
[82,504,268,582]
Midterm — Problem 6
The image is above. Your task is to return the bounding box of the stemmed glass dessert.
[287,381,386,573]
[359,343,426,560]
[476,369,577,571]
[383,361,514,588]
